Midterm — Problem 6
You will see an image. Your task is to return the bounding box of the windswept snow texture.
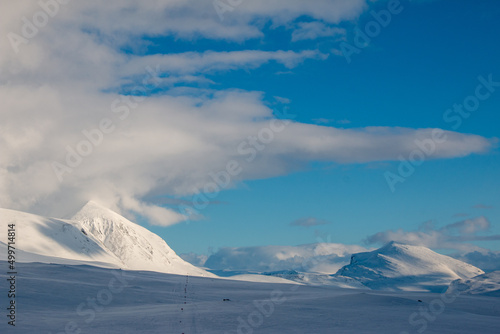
[72,201,214,277]
[448,271,500,297]
[336,242,484,292]
[0,208,121,266]
[0,202,213,277]
[0,262,499,333]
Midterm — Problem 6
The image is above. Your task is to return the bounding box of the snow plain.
[1,262,499,333]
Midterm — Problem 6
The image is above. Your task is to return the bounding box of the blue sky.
[1,0,499,257]
[147,0,500,254]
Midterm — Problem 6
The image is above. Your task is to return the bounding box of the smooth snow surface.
[222,273,303,284]
[0,262,498,333]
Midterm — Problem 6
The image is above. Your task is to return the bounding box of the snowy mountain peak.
[73,200,126,223]
[0,204,212,277]
[377,241,422,254]
[71,201,213,277]
[336,241,484,292]
[0,207,122,266]
[380,240,403,249]
[77,199,108,211]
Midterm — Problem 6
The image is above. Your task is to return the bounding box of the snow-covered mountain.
[1,203,491,289]
[335,241,484,292]
[72,201,214,277]
[447,271,500,296]
[199,242,371,288]
[0,202,213,277]
[0,207,122,266]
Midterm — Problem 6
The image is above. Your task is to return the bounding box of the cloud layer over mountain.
[1,1,496,226]
[202,243,369,274]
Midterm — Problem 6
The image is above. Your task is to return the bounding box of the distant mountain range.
[1,202,497,294]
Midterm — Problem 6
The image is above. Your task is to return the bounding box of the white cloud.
[473,204,494,209]
[203,243,369,274]
[180,252,209,268]
[0,85,496,225]
[123,50,327,78]
[0,1,497,226]
[0,0,368,54]
[365,217,500,253]
[292,22,345,42]
[290,217,330,227]
[455,251,500,272]
[120,197,186,227]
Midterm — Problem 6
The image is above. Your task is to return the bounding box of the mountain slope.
[335,241,484,292]
[447,271,500,296]
[0,203,213,277]
[71,201,214,277]
[0,208,122,266]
